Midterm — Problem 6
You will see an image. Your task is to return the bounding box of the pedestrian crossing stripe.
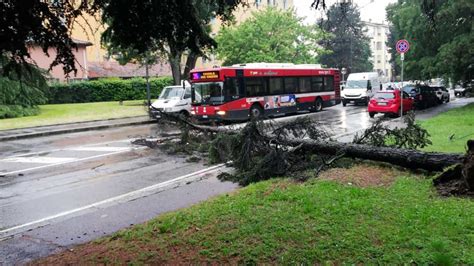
[66,146,130,152]
[1,157,76,164]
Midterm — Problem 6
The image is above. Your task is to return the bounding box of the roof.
[26,38,93,46]
[88,61,172,79]
[192,63,334,73]
[72,39,93,46]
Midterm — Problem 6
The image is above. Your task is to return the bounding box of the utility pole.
[145,58,151,117]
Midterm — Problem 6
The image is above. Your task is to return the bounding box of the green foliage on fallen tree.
[47,77,173,104]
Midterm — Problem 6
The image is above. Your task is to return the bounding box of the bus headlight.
[216,110,226,116]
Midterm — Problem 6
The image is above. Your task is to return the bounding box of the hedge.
[47,77,174,104]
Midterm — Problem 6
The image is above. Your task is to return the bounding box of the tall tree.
[318,3,373,73]
[215,8,330,66]
[101,0,241,85]
[386,0,473,83]
[0,0,100,76]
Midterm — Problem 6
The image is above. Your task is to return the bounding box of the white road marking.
[0,163,226,237]
[1,156,76,164]
[67,146,130,152]
[2,139,135,159]
[0,148,144,176]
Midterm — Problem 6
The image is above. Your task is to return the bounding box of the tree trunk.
[168,50,182,85]
[462,140,474,189]
[283,138,464,172]
[182,51,198,82]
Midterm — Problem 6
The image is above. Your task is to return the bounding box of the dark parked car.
[454,84,466,97]
[431,86,450,103]
[403,84,439,109]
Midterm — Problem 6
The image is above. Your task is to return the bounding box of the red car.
[368,90,414,118]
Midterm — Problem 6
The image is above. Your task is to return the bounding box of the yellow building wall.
[70,13,108,62]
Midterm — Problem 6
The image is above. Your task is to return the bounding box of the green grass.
[421,103,474,153]
[57,176,474,265]
[0,100,148,130]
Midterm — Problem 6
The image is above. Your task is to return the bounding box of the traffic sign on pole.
[396,39,409,54]
[396,40,409,118]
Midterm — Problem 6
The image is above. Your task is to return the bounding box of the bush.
[0,68,48,119]
[0,105,40,119]
[47,77,173,104]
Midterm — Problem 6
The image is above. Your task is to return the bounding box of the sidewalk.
[0,116,154,141]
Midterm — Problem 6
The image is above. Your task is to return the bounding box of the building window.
[255,0,261,8]
[267,0,271,5]
[376,42,382,50]
[283,0,287,8]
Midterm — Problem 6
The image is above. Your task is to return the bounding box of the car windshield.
[192,82,224,105]
[374,92,395,99]
[403,85,417,94]
[159,87,183,100]
[346,80,368,89]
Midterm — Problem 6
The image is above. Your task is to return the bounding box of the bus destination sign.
[192,71,219,80]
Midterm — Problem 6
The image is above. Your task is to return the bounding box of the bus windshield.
[159,87,183,100]
[192,82,224,105]
[346,80,368,89]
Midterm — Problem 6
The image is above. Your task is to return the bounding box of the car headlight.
[216,110,226,116]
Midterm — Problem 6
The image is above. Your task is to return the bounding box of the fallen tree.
[151,111,472,195]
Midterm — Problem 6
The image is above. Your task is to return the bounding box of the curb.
[0,119,155,142]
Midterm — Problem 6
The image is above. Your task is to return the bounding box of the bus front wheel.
[314,98,323,112]
[250,105,264,119]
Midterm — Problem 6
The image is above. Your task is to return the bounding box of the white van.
[341,72,382,106]
[150,83,192,119]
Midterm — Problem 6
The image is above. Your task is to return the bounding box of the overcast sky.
[294,0,397,25]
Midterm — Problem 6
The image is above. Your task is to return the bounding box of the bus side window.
[224,78,240,100]
[299,77,312,93]
[269,77,284,95]
[311,76,324,92]
[283,77,297,94]
[324,76,334,92]
[245,78,267,97]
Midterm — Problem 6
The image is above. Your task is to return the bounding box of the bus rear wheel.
[314,98,323,112]
[250,105,264,119]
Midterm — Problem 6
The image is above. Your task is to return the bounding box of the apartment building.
[363,20,392,80]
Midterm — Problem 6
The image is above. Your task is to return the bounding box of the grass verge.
[0,100,147,130]
[421,103,474,153]
[38,166,474,265]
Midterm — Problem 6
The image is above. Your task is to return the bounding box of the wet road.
[1,97,472,264]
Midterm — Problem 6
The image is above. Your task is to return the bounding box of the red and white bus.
[190,63,341,122]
